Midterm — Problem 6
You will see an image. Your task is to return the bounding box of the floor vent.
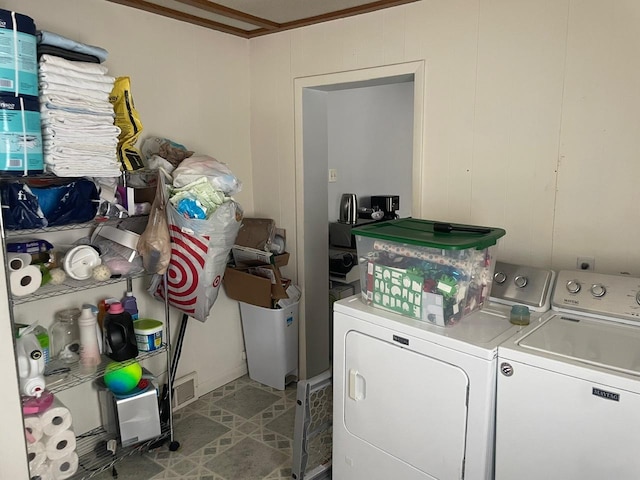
[173,372,198,411]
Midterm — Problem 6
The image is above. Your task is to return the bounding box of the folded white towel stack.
[38,53,121,177]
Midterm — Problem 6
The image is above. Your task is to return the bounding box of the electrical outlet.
[328,168,338,183]
[577,257,595,271]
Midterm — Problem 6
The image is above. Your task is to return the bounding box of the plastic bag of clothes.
[151,198,242,322]
[172,155,242,196]
[150,158,243,322]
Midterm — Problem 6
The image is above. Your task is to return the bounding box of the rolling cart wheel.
[169,441,180,452]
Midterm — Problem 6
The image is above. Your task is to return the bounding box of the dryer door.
[344,330,469,479]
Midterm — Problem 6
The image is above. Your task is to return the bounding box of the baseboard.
[197,363,248,397]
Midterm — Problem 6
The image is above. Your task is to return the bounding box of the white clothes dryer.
[496,269,640,480]
[333,262,555,480]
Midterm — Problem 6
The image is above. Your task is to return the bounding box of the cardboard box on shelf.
[223,251,291,309]
[232,246,290,268]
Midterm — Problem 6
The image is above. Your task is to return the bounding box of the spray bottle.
[121,278,139,320]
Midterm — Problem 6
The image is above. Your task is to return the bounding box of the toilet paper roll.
[10,265,42,297]
[50,451,78,480]
[24,415,44,443]
[27,441,46,471]
[29,461,52,480]
[39,406,72,437]
[43,429,76,460]
[7,252,32,272]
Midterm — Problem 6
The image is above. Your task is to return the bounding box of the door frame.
[293,61,426,378]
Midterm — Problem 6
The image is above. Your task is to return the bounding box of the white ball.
[92,264,112,281]
[49,268,66,285]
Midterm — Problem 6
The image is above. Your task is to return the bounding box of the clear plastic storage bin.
[352,218,506,326]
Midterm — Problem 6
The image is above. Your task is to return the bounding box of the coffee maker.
[371,195,400,220]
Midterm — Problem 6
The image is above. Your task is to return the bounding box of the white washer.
[333,262,555,480]
[496,270,640,480]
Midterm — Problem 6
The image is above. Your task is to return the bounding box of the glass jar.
[51,308,81,363]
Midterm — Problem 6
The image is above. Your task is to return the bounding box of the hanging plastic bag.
[152,198,242,322]
[136,172,171,275]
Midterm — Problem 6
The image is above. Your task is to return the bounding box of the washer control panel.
[490,261,555,311]
[552,270,640,323]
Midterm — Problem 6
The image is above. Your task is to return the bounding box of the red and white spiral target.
[157,224,209,315]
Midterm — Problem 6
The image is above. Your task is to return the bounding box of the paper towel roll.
[7,252,32,271]
[29,461,52,480]
[10,265,42,296]
[27,440,46,471]
[43,429,76,460]
[39,406,72,437]
[38,406,71,437]
[50,451,78,480]
[24,415,44,443]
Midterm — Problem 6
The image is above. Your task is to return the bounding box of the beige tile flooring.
[91,375,297,480]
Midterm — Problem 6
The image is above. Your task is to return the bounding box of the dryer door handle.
[349,369,366,401]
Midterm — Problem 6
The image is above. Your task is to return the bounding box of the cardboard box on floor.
[223,217,290,309]
[223,252,290,308]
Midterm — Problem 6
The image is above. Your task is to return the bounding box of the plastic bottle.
[51,308,81,363]
[16,332,46,398]
[32,325,50,365]
[121,290,139,320]
[103,301,138,362]
[78,306,102,374]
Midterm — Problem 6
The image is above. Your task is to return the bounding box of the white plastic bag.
[172,155,242,195]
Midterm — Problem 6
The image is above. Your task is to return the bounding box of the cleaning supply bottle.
[103,301,138,361]
[121,290,139,320]
[32,324,50,365]
[78,305,102,374]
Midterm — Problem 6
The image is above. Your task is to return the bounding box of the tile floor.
[92,375,298,480]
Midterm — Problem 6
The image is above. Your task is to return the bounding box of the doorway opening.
[294,61,425,379]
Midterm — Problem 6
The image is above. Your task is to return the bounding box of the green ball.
[104,361,142,394]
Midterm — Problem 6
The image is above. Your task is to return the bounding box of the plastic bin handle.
[433,222,491,234]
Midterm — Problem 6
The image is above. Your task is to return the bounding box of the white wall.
[327,82,414,220]
[1,0,253,473]
[250,0,640,276]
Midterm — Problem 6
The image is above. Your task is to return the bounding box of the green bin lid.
[133,318,163,330]
[352,218,506,250]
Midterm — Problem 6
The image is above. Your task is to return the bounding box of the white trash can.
[239,300,299,390]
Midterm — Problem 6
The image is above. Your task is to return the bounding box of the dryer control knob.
[566,280,581,294]
[494,271,507,284]
[514,275,528,288]
[590,283,606,298]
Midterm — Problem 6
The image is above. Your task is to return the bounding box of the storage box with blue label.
[353,218,506,326]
